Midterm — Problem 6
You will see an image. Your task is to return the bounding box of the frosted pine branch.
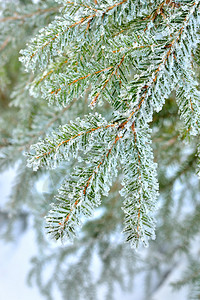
[46,130,121,241]
[27,113,117,170]
[120,122,159,248]
[18,0,200,249]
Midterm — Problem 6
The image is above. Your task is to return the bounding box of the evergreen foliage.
[18,0,200,248]
[0,0,200,299]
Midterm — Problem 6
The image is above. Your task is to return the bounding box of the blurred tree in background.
[0,0,200,299]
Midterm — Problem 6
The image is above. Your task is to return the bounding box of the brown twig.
[0,5,61,22]
[0,6,60,23]
[0,37,10,52]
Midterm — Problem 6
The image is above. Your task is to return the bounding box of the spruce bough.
[20,0,200,249]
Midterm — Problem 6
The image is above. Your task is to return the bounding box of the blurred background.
[0,0,200,299]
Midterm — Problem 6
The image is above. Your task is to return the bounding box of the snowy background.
[0,169,189,300]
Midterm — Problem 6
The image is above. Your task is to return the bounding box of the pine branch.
[27,113,118,170]
[120,121,159,248]
[46,129,121,240]
[20,0,129,70]
[19,0,200,249]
